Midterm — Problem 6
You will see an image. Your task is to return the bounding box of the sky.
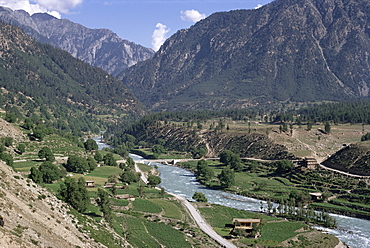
[0,0,273,50]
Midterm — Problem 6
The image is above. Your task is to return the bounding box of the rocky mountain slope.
[0,6,154,76]
[120,0,370,111]
[0,160,106,248]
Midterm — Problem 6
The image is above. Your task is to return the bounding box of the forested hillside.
[120,0,370,111]
[0,21,144,136]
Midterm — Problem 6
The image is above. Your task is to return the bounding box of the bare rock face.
[119,0,370,111]
[0,6,154,76]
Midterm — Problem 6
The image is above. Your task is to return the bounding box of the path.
[318,163,370,178]
[173,194,237,248]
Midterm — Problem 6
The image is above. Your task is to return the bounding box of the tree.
[190,147,206,159]
[29,166,42,183]
[96,188,113,224]
[148,175,161,187]
[120,170,139,184]
[94,151,103,162]
[220,150,235,164]
[218,167,235,187]
[38,147,55,162]
[196,160,214,181]
[32,124,47,141]
[192,192,207,202]
[0,153,13,167]
[5,111,17,123]
[38,161,61,183]
[65,155,89,173]
[87,157,97,171]
[84,138,98,151]
[126,157,135,169]
[275,159,294,174]
[3,137,13,147]
[59,177,89,213]
[16,143,26,154]
[152,144,164,156]
[137,184,145,198]
[22,118,34,130]
[307,121,313,131]
[103,152,117,166]
[324,122,331,134]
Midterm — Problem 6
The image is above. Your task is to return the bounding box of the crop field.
[146,221,192,248]
[132,198,162,213]
[148,199,183,220]
[13,160,39,172]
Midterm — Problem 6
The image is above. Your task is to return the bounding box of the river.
[93,138,369,248]
[129,154,370,248]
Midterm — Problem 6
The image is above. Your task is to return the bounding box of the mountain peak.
[31,12,57,21]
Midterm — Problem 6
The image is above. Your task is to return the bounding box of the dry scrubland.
[218,120,367,162]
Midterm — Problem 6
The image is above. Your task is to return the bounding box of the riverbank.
[142,159,362,247]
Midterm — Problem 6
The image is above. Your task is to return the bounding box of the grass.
[13,161,40,172]
[148,199,183,220]
[132,198,162,213]
[259,221,307,243]
[120,215,161,247]
[137,163,152,172]
[146,221,192,248]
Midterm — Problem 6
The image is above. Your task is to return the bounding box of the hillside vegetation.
[0,21,144,136]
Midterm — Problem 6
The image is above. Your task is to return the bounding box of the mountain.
[119,0,370,111]
[0,6,154,76]
[0,21,144,135]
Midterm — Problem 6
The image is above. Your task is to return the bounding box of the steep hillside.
[0,6,154,76]
[120,0,370,111]
[0,21,144,135]
[0,161,106,248]
[322,143,370,176]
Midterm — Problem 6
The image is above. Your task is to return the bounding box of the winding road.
[134,160,236,248]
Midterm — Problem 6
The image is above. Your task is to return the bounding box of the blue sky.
[0,0,273,50]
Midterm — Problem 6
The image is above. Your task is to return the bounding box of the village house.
[115,194,135,201]
[85,181,95,187]
[303,157,319,170]
[309,192,323,201]
[232,218,260,230]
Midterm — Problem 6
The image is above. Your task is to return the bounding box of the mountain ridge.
[0,6,154,76]
[119,0,370,111]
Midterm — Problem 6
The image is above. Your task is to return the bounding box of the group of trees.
[59,177,89,213]
[65,155,96,174]
[196,160,214,181]
[219,150,243,172]
[262,198,337,228]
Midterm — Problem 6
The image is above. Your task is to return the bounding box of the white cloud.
[152,22,169,51]
[180,9,206,23]
[0,0,83,18]
[254,4,263,9]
